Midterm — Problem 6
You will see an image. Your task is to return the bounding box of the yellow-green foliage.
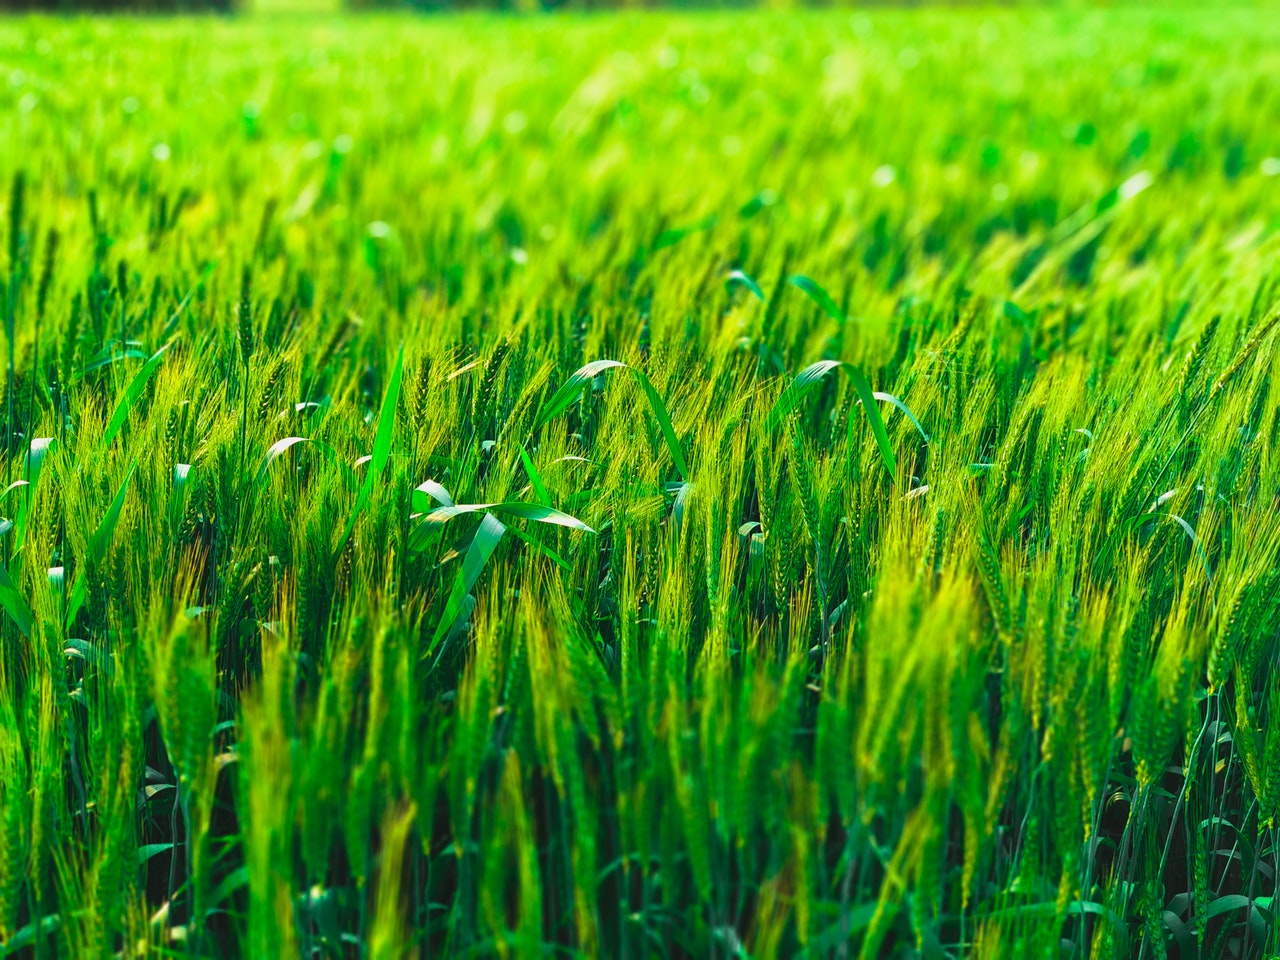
[0,7,1278,958]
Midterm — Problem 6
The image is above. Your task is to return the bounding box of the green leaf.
[0,914,62,957]
[768,360,903,480]
[504,521,570,571]
[0,560,34,638]
[871,391,930,443]
[846,363,896,480]
[429,512,506,652]
[63,637,112,674]
[206,865,250,911]
[790,275,846,323]
[461,514,507,591]
[169,463,194,524]
[423,501,594,534]
[650,215,715,252]
[766,359,842,429]
[61,569,87,632]
[256,436,343,485]
[91,463,136,565]
[519,443,551,507]
[0,480,28,503]
[539,360,689,479]
[1205,894,1252,920]
[163,260,217,334]
[61,466,135,631]
[101,342,174,449]
[537,359,625,429]
[137,842,174,865]
[371,346,405,473]
[413,479,455,513]
[630,367,689,481]
[78,348,148,379]
[1137,512,1214,586]
[15,437,54,549]
[726,269,765,302]
[1003,300,1032,324]
[337,345,404,553]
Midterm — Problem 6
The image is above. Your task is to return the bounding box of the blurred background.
[0,0,824,12]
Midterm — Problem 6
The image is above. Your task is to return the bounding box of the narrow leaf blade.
[766,359,842,430]
[102,343,173,449]
[790,275,846,323]
[536,360,625,429]
[630,368,689,481]
[846,364,896,480]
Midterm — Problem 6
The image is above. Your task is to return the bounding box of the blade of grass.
[101,341,174,449]
[336,345,404,554]
[790,274,847,323]
[518,443,551,507]
[423,501,594,534]
[0,559,33,637]
[630,367,689,481]
[536,359,625,429]
[256,436,344,486]
[428,512,506,653]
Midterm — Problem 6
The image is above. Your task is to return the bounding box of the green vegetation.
[1,7,1279,958]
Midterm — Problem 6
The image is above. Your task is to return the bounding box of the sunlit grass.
[0,7,1278,958]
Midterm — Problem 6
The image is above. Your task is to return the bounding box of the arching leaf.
[536,359,626,428]
[790,275,846,323]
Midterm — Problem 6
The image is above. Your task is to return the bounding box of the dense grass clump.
[1,8,1279,958]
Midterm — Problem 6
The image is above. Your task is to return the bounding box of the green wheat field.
[1,6,1279,958]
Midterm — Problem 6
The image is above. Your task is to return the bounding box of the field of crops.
[1,7,1279,958]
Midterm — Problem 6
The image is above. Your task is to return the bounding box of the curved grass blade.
[539,360,688,479]
[101,341,173,449]
[64,574,86,632]
[0,915,62,957]
[91,462,136,565]
[1163,512,1215,594]
[63,637,113,676]
[78,347,148,379]
[650,215,716,253]
[518,443,551,507]
[726,269,765,302]
[536,359,625,429]
[206,865,250,912]
[256,436,343,485]
[504,521,570,571]
[424,501,594,534]
[768,359,898,479]
[413,479,455,513]
[871,392,930,443]
[163,260,217,334]
[137,843,174,866]
[408,480,458,553]
[169,463,194,526]
[766,359,842,429]
[846,363,896,479]
[428,512,506,652]
[15,437,54,549]
[64,460,135,634]
[338,345,404,553]
[0,560,34,637]
[790,275,846,323]
[630,367,689,481]
[0,480,27,502]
